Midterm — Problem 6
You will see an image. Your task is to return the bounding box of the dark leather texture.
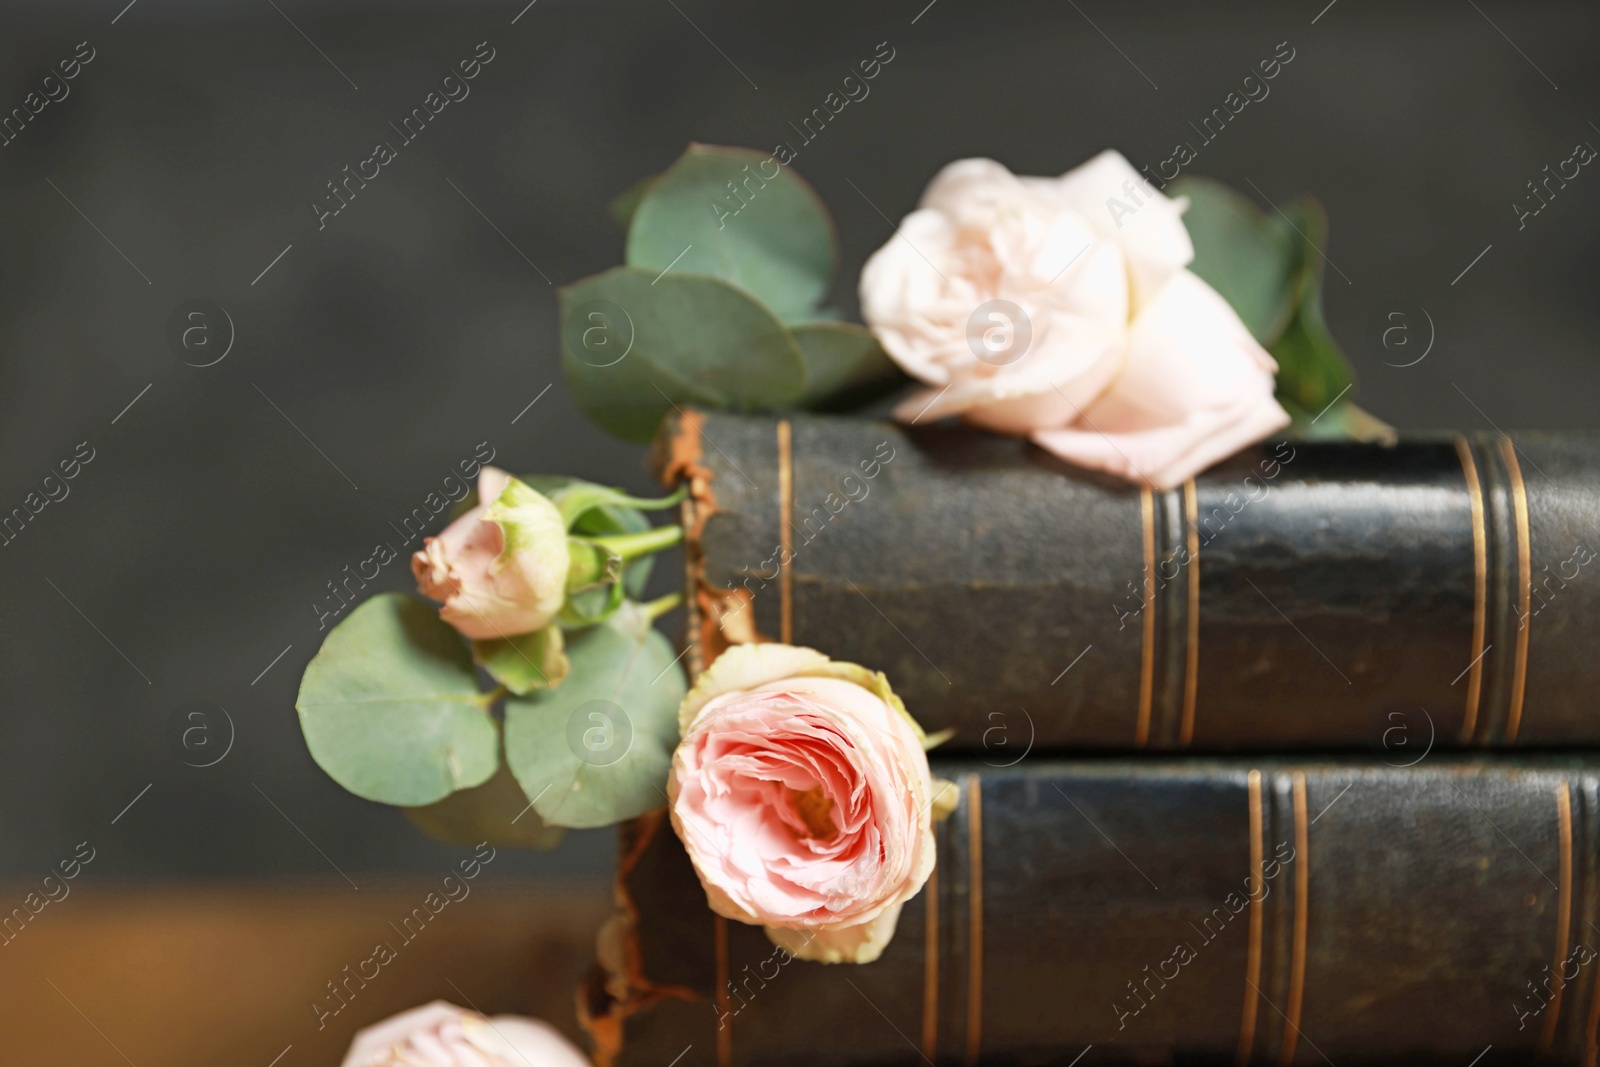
[666,412,1600,751]
[600,756,1600,1066]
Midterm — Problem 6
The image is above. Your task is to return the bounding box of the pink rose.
[340,1001,590,1067]
[412,467,571,640]
[859,150,1290,490]
[668,644,937,964]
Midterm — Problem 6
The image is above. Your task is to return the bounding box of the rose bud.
[412,467,571,640]
[859,150,1290,490]
[340,1001,590,1067]
[668,643,940,964]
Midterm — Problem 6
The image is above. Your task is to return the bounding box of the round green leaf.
[626,144,837,323]
[297,593,497,806]
[404,762,565,850]
[503,603,687,829]
[559,266,808,441]
[791,321,905,408]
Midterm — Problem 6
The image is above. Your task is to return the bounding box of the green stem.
[641,592,684,623]
[474,685,508,708]
[609,485,687,511]
[590,524,684,563]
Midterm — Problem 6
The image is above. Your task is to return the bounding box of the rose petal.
[1051,149,1193,306]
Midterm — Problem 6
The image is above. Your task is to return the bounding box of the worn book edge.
[578,810,699,1067]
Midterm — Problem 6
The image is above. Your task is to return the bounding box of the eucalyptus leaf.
[791,321,905,408]
[403,762,565,850]
[474,625,569,696]
[297,593,497,807]
[610,173,658,231]
[559,266,808,441]
[503,602,687,829]
[1172,176,1298,344]
[626,144,837,323]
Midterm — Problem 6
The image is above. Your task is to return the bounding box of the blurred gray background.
[2,0,1598,882]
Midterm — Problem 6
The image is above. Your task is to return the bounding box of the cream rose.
[859,150,1290,490]
[340,1001,590,1067]
[668,644,937,964]
[412,467,570,640]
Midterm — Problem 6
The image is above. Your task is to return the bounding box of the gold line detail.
[1454,437,1487,743]
[1279,774,1309,1067]
[922,848,940,1061]
[1502,437,1531,743]
[714,915,732,1067]
[1588,858,1600,1067]
[964,775,984,1067]
[777,419,793,645]
[1541,782,1575,1053]
[1136,486,1155,747]
[1181,479,1201,747]
[1237,769,1265,1067]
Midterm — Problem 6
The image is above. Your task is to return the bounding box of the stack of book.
[582,411,1600,1066]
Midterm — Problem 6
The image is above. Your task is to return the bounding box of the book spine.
[655,412,1600,750]
[585,757,1600,1066]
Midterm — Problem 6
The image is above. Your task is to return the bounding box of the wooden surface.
[0,881,611,1066]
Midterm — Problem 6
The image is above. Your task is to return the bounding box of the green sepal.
[522,475,661,602]
[473,625,570,696]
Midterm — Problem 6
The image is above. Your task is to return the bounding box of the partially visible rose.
[412,467,571,640]
[668,644,936,964]
[859,150,1290,490]
[340,1001,591,1067]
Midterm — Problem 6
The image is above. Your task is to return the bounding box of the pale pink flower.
[412,467,569,640]
[860,150,1289,490]
[668,644,936,964]
[340,1001,590,1067]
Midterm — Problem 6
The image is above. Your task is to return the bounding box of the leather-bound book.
[582,757,1600,1067]
[655,411,1600,750]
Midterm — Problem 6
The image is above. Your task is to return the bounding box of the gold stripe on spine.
[1542,782,1575,1053]
[777,420,794,645]
[1278,774,1309,1067]
[964,775,984,1067]
[714,915,732,1067]
[1136,486,1156,747]
[1501,437,1531,742]
[1580,783,1593,1067]
[1454,437,1487,743]
[1237,769,1265,1067]
[1181,479,1201,747]
[922,848,940,1061]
